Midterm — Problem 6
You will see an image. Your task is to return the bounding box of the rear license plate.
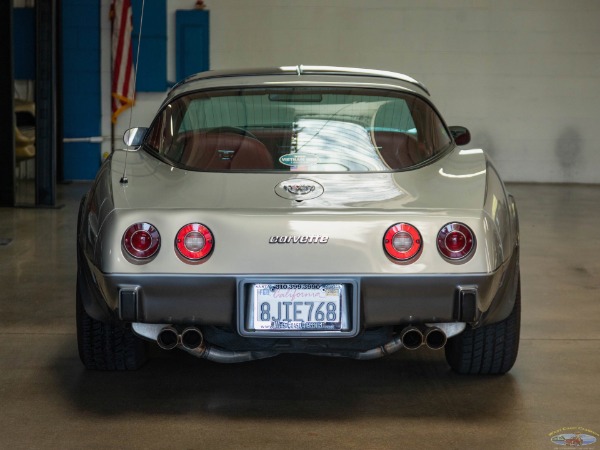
[252,283,344,332]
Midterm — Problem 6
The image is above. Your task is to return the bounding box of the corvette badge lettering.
[269,235,329,244]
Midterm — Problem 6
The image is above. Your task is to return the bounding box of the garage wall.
[102,0,600,183]
[62,0,102,180]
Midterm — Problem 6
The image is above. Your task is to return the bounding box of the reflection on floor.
[0,182,599,449]
[15,175,36,206]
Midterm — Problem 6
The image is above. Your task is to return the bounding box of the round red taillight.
[383,223,422,261]
[176,223,214,260]
[122,223,161,259]
[437,223,475,260]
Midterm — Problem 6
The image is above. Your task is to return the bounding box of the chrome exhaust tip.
[157,326,179,350]
[424,327,447,350]
[400,326,424,350]
[181,327,204,350]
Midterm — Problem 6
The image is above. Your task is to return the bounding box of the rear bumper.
[81,246,519,330]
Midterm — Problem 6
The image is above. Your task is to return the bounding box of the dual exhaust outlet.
[157,326,204,351]
[400,326,447,350]
[156,326,278,363]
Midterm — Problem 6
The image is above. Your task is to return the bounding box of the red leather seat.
[373,131,429,169]
[181,132,273,170]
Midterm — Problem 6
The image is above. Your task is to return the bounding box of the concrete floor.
[0,182,599,449]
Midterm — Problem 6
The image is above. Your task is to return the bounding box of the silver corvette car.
[77,66,520,374]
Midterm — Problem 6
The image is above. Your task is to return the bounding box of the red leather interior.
[181,132,273,170]
[372,131,429,169]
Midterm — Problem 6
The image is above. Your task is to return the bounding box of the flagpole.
[110,2,115,154]
[110,0,136,156]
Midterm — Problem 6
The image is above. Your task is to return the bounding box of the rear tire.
[76,276,147,371]
[445,278,521,375]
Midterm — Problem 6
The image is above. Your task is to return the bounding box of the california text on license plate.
[252,283,343,331]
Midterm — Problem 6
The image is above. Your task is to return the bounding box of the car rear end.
[77,67,520,373]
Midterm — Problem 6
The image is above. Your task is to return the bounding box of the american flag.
[110,0,135,124]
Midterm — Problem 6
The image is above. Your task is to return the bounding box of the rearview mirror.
[449,126,471,146]
[123,127,148,147]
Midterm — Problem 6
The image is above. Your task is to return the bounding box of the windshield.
[144,87,452,172]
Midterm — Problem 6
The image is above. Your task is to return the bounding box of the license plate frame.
[238,279,359,338]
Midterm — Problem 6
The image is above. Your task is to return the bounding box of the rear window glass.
[144,87,452,172]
